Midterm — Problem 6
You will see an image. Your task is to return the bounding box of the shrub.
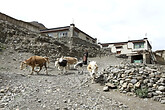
[135,88,148,98]
[0,43,6,52]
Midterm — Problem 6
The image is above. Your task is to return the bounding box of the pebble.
[103,86,109,91]
[158,86,165,92]
[161,100,165,104]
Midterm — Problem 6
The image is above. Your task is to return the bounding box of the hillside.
[0,47,165,109]
[0,17,165,109]
[29,21,47,30]
[0,19,101,61]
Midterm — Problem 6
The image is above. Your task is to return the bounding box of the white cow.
[87,61,98,83]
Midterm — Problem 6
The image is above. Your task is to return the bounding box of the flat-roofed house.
[40,24,97,44]
[100,38,156,64]
[40,24,100,58]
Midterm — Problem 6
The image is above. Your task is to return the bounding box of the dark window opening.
[116,46,123,49]
[131,55,143,63]
[117,51,121,54]
[58,32,68,38]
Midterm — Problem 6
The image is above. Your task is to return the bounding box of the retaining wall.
[0,12,39,32]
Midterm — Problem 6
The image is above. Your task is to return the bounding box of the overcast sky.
[1,0,165,51]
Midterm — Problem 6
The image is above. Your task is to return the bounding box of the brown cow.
[63,56,78,69]
[20,56,49,75]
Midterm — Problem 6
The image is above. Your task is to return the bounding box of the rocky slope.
[0,19,100,61]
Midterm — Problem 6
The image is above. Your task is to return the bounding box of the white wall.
[109,40,149,54]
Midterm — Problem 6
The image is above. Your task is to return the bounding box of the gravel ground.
[0,49,165,110]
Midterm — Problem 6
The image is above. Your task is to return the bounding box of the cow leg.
[81,67,84,74]
[91,77,95,83]
[44,64,48,74]
[37,66,42,74]
[31,64,39,73]
[90,74,94,83]
[89,72,95,83]
[65,67,67,73]
[60,67,64,74]
[62,67,67,74]
[31,66,34,75]
[67,64,70,70]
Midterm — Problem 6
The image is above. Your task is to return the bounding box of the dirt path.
[0,50,165,110]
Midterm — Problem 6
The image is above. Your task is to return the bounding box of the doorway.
[131,55,143,63]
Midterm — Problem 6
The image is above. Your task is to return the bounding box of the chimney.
[70,23,75,27]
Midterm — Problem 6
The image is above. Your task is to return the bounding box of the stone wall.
[155,54,165,65]
[0,12,39,32]
[0,19,73,60]
[55,37,101,59]
[96,62,165,104]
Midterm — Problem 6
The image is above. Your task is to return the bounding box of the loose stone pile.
[97,62,165,104]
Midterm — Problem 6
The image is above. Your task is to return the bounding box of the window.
[48,33,53,37]
[116,46,123,49]
[58,32,68,38]
[117,51,121,54]
[134,42,144,49]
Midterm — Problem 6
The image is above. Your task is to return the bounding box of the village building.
[100,38,156,64]
[40,24,100,57]
[40,24,97,44]
[154,50,165,64]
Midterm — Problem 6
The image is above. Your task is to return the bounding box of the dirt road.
[0,50,164,110]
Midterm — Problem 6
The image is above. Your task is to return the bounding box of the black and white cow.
[74,61,84,74]
[55,57,68,74]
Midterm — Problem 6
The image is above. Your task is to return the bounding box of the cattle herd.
[20,56,98,83]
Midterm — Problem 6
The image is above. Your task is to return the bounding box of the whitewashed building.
[100,38,155,64]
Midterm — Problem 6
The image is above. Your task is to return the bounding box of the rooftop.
[40,24,96,40]
[100,38,152,49]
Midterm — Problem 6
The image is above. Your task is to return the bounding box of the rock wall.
[0,12,39,32]
[97,62,165,104]
[0,20,68,60]
[70,37,100,58]
[41,34,102,59]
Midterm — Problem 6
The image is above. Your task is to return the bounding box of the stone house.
[100,38,156,64]
[154,50,165,64]
[40,24,97,45]
[40,24,100,58]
